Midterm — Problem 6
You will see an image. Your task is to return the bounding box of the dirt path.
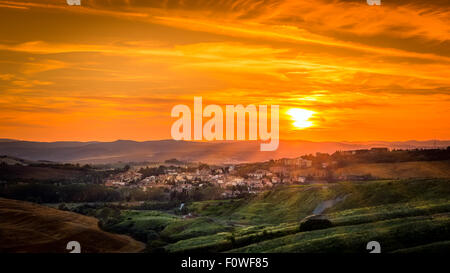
[312,195,349,215]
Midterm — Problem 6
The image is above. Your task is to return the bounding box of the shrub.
[299,215,333,232]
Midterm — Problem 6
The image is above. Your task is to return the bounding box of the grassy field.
[160,217,232,242]
[334,160,450,179]
[68,178,450,253]
[160,200,450,253]
[160,179,450,253]
[188,178,450,225]
[289,160,450,179]
[229,213,450,253]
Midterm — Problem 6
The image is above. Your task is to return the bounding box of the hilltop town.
[103,147,450,199]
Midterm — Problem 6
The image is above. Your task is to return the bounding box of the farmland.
[72,178,450,253]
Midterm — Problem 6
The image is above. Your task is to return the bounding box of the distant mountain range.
[0,139,449,164]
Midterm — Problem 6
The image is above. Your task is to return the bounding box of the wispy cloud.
[0,0,449,141]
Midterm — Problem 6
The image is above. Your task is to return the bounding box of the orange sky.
[0,0,449,142]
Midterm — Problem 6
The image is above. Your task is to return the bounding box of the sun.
[287,108,315,129]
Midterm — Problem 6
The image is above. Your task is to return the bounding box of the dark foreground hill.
[0,198,145,253]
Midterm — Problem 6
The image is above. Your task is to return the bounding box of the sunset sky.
[0,0,449,142]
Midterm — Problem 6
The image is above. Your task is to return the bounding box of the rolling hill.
[0,198,145,253]
[165,179,450,253]
[334,160,450,179]
[84,178,450,253]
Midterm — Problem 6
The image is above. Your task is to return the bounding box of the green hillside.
[188,178,450,225]
[229,213,450,253]
[77,178,450,253]
[163,178,450,253]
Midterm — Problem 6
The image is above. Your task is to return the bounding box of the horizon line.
[1,138,449,144]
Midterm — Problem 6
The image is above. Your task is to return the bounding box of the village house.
[277,157,312,168]
[271,176,281,184]
[248,169,272,179]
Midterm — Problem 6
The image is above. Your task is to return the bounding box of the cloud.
[0,2,28,9]
[22,59,68,74]
[0,0,449,141]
